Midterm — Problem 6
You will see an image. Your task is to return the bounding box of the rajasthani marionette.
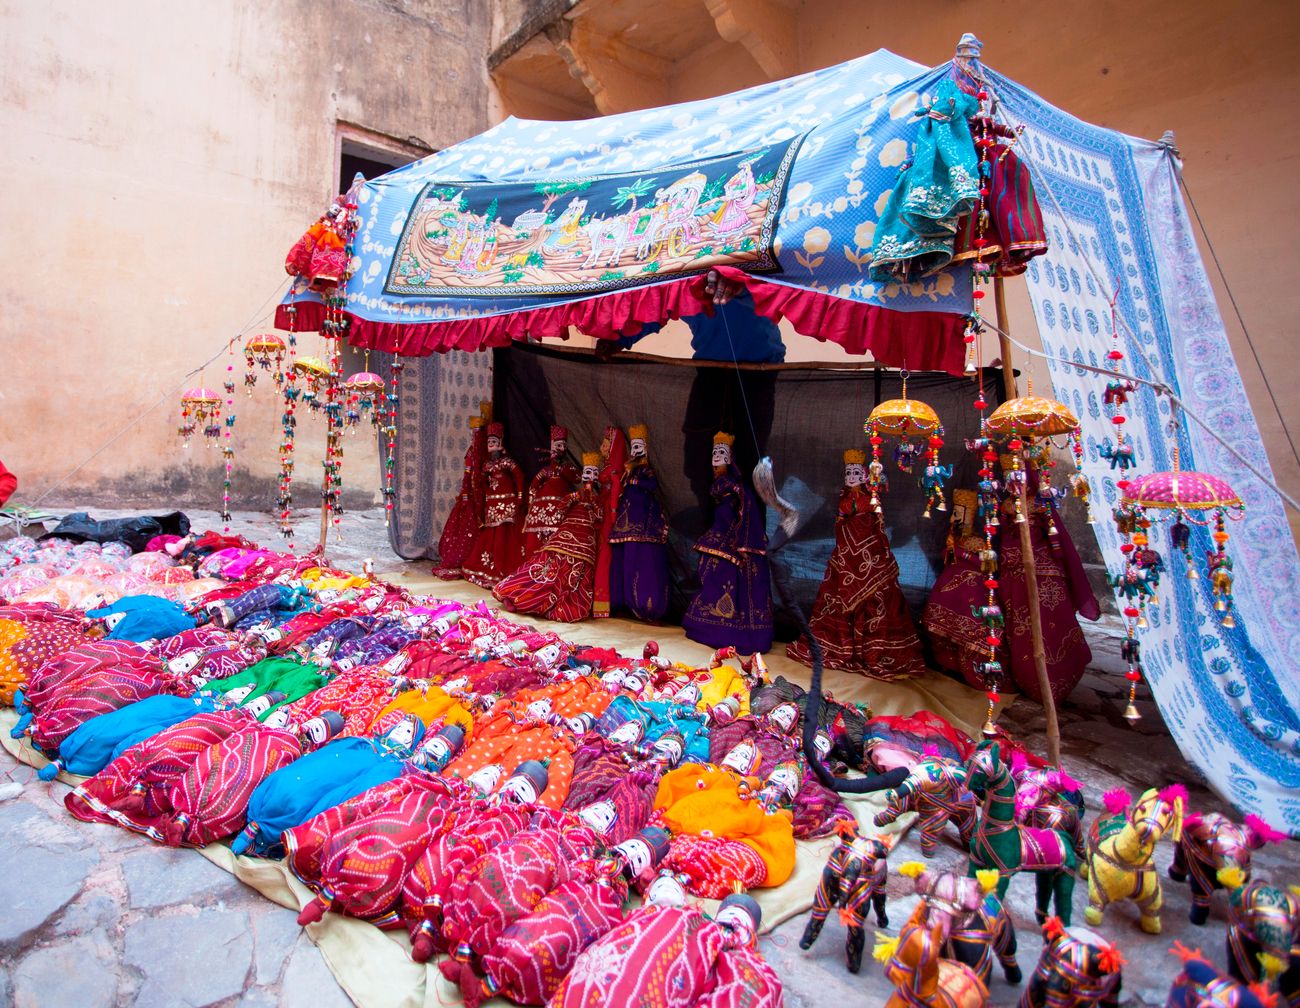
[922,489,1002,688]
[461,423,525,590]
[682,432,773,654]
[591,425,627,619]
[435,412,488,579]
[610,423,670,623]
[787,449,926,680]
[494,453,603,623]
[522,425,578,560]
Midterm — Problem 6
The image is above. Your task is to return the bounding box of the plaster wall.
[0,0,491,510]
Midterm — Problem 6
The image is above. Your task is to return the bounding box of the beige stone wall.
[0,0,491,510]
[491,0,1300,538]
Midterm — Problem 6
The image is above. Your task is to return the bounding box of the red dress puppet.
[461,423,525,590]
[787,449,926,680]
[435,412,488,579]
[591,425,626,619]
[495,454,602,623]
[522,425,579,560]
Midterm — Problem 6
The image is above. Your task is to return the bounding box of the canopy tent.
[277,47,1300,833]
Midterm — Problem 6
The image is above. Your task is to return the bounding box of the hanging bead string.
[965,79,994,376]
[277,292,300,541]
[383,356,403,527]
[221,341,237,533]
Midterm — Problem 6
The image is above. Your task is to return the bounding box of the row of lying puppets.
[1,527,1295,1007]
[432,402,1099,717]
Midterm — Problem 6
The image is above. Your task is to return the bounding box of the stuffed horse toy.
[875,754,978,858]
[1167,942,1281,1008]
[897,861,1021,987]
[799,820,890,973]
[1084,785,1187,934]
[963,740,1078,925]
[1220,873,1300,1004]
[873,902,989,1008]
[1170,813,1288,925]
[1018,917,1123,1007]
[1012,755,1088,869]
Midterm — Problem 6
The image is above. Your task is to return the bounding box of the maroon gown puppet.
[682,432,773,654]
[461,422,525,590]
[522,424,579,560]
[787,448,926,680]
[494,453,602,623]
[435,411,488,579]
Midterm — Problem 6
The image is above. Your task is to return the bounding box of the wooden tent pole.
[994,277,1061,767]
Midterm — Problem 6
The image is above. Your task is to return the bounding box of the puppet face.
[301,714,338,745]
[711,442,732,468]
[721,740,757,775]
[533,643,561,668]
[223,683,255,706]
[715,904,757,943]
[646,873,687,907]
[767,702,799,734]
[767,763,801,799]
[609,720,644,746]
[526,697,553,720]
[612,837,653,876]
[844,462,867,487]
[629,437,647,459]
[652,734,684,765]
[416,734,456,770]
[431,616,454,637]
[264,708,292,730]
[442,676,470,692]
[500,770,539,805]
[550,437,566,457]
[566,714,593,736]
[581,463,600,482]
[486,435,503,453]
[622,671,646,694]
[466,763,504,794]
[674,683,702,706]
[101,611,126,631]
[383,716,420,751]
[579,799,618,835]
[243,693,278,718]
[333,656,355,672]
[600,669,626,691]
[168,652,202,676]
[813,731,832,760]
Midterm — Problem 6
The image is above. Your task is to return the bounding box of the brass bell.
[1222,613,1236,629]
[1136,613,1148,629]
[1214,598,1226,612]
[1186,562,1199,580]
[937,497,948,512]
[1123,702,1141,724]
[1149,592,1159,606]
[923,507,932,519]
[981,718,998,738]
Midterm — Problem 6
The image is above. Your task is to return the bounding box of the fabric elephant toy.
[1019,917,1123,1007]
[1170,812,1288,925]
[874,756,977,858]
[798,820,890,973]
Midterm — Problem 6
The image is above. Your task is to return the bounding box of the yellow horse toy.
[1084,785,1187,934]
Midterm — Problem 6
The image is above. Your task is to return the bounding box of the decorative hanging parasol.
[1122,469,1242,511]
[243,334,288,394]
[863,375,948,517]
[343,370,386,428]
[178,387,224,448]
[292,356,331,380]
[984,393,1079,438]
[343,371,385,395]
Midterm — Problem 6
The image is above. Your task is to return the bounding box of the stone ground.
[1,506,1296,1007]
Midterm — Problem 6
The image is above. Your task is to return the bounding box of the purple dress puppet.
[682,432,774,654]
[609,423,670,622]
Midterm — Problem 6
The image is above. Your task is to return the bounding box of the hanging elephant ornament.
[243,334,287,395]
[178,387,224,448]
[292,356,332,413]
[865,374,945,518]
[343,370,386,429]
[1121,452,1244,629]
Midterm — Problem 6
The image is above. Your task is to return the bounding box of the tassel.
[1216,866,1246,890]
[976,869,1000,894]
[872,934,899,964]
[897,861,926,879]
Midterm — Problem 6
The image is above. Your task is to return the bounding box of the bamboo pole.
[994,277,1062,767]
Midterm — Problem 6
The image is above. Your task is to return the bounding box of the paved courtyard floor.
[1,507,1294,1006]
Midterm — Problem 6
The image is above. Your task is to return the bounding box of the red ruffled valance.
[274,266,968,375]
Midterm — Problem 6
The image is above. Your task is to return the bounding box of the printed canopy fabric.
[988,68,1300,833]
[276,49,973,372]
